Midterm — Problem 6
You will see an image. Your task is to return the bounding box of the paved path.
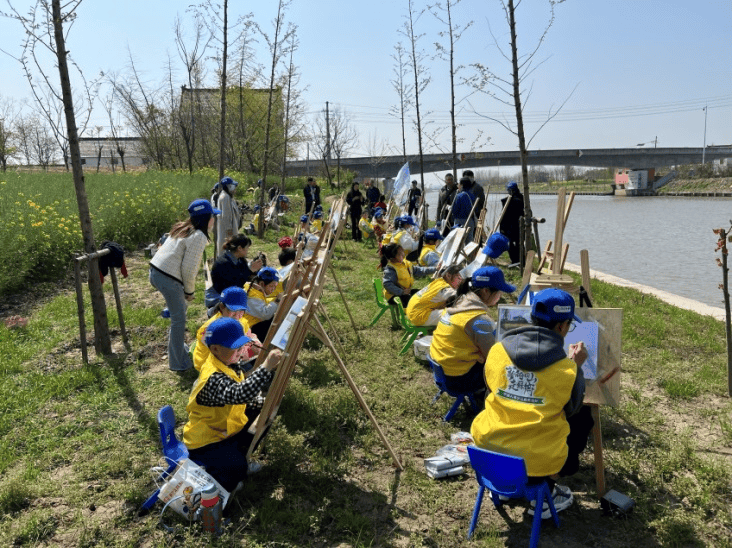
[564,262,726,322]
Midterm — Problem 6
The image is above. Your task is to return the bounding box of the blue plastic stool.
[466,445,561,547]
[139,406,190,514]
[428,358,479,422]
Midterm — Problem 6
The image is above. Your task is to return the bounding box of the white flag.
[392,162,411,208]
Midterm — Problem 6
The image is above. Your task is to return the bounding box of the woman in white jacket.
[150,199,220,371]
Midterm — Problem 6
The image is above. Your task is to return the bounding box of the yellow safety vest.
[193,312,251,371]
[383,260,415,301]
[429,307,488,376]
[183,353,249,450]
[418,244,437,266]
[242,282,270,327]
[471,342,577,477]
[359,217,374,236]
[406,278,450,325]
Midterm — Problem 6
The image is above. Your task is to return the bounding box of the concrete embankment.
[564,262,726,321]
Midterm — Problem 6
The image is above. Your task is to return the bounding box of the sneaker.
[247,460,263,474]
[528,484,574,519]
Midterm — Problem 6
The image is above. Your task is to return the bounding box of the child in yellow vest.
[242,267,281,341]
[193,287,260,371]
[471,288,594,519]
[429,266,515,396]
[372,208,387,242]
[358,211,375,240]
[379,243,435,308]
[418,228,444,267]
[406,265,462,326]
[183,318,281,492]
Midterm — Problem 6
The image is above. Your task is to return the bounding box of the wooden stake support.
[74,248,130,365]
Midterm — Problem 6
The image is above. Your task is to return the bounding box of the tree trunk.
[51,0,111,355]
[218,0,228,181]
[508,0,533,269]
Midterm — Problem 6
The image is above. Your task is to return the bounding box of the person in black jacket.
[346,182,365,242]
[206,235,264,315]
[303,177,321,214]
[407,180,422,217]
[499,181,525,265]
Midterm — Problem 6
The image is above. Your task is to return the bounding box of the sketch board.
[271,296,308,350]
[436,227,466,268]
[496,305,622,406]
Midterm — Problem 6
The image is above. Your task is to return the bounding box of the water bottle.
[161,307,170,318]
[199,484,222,535]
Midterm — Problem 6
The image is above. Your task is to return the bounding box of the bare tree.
[279,31,307,191]
[93,125,104,172]
[99,78,127,172]
[6,0,99,170]
[312,105,358,187]
[256,0,294,236]
[115,50,171,169]
[14,114,35,165]
[6,0,111,353]
[430,0,472,180]
[400,0,431,213]
[390,42,413,164]
[467,0,572,267]
[0,96,20,171]
[174,13,211,174]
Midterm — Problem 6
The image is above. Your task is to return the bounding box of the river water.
[423,188,732,309]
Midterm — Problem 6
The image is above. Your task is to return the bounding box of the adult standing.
[150,199,220,371]
[470,288,594,518]
[211,176,241,258]
[303,177,321,214]
[407,180,422,217]
[452,177,477,240]
[346,182,364,242]
[499,180,525,265]
[463,170,485,220]
[436,173,458,229]
[365,180,381,211]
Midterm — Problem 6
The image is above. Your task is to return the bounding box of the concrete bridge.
[285,146,732,178]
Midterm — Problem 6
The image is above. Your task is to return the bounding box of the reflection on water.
[424,188,732,308]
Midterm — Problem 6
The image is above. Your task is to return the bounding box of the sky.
[1,0,730,178]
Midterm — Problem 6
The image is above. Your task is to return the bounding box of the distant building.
[78,136,146,169]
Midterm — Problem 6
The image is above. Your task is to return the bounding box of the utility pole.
[702,105,708,165]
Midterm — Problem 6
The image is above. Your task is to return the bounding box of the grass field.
[0,176,730,547]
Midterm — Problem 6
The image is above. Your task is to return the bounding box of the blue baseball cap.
[506,180,519,192]
[424,228,444,241]
[472,266,515,293]
[220,287,248,311]
[188,199,221,217]
[396,215,416,227]
[531,288,582,324]
[482,233,510,259]
[220,176,239,187]
[257,266,280,283]
[373,208,384,218]
[204,317,251,349]
[254,205,261,212]
[313,210,323,219]
[300,214,310,223]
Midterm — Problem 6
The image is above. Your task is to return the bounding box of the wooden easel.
[246,202,402,469]
[516,190,621,498]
